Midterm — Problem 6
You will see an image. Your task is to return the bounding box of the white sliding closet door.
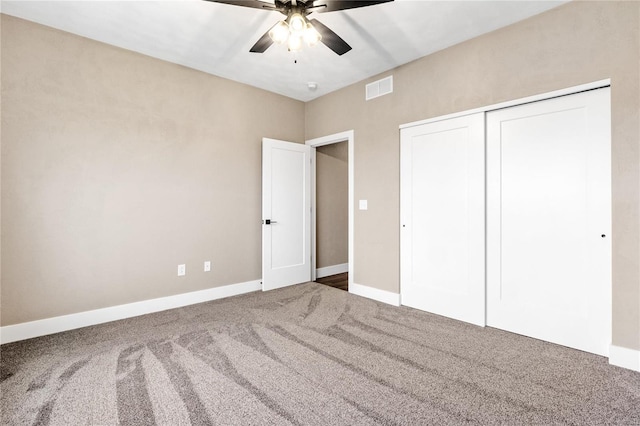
[486,88,611,356]
[401,113,485,326]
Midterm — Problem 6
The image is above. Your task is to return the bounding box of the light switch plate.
[204,261,211,272]
[359,200,368,210]
[178,264,186,276]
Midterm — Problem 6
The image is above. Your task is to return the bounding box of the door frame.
[306,130,354,290]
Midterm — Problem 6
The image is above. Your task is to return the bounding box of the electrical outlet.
[204,261,211,272]
[177,264,186,277]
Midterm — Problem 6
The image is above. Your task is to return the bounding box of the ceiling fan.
[205,0,393,55]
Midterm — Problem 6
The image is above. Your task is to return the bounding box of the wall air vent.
[366,75,393,101]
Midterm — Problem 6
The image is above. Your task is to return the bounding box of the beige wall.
[0,15,305,326]
[305,1,640,350]
[316,141,348,269]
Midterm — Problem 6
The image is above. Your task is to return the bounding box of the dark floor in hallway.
[315,272,348,291]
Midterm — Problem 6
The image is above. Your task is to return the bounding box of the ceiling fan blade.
[204,0,277,11]
[310,0,393,13]
[249,27,275,53]
[309,19,351,56]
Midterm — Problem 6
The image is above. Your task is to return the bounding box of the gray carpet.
[1,282,639,425]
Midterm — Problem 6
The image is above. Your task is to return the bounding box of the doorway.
[315,141,348,290]
[307,130,354,292]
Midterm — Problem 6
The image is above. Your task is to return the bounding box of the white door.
[262,138,311,291]
[486,88,611,356]
[400,113,485,326]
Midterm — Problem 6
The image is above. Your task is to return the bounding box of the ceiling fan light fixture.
[303,23,322,46]
[269,21,289,44]
[210,0,393,56]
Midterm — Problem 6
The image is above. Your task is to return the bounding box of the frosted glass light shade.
[304,24,321,46]
[288,13,306,34]
[288,35,303,51]
[269,21,289,44]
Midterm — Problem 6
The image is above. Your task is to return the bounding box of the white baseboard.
[0,280,262,345]
[609,344,640,372]
[316,263,349,279]
[349,282,401,307]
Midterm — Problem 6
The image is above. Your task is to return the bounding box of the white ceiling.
[1,0,567,102]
